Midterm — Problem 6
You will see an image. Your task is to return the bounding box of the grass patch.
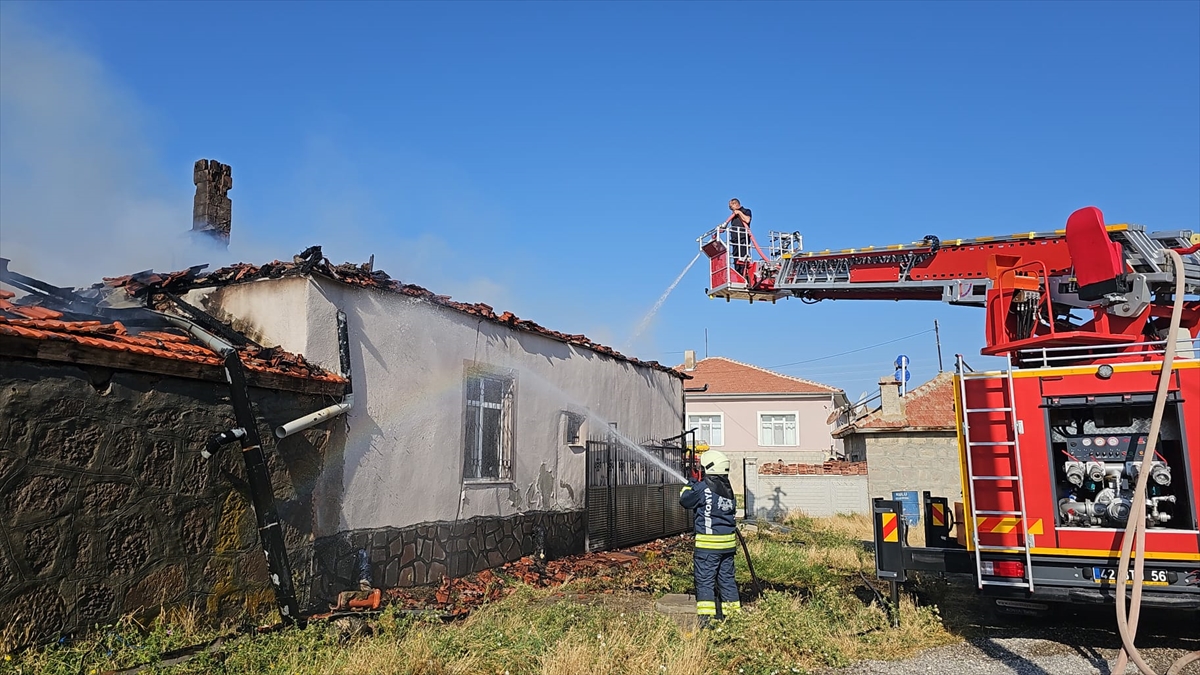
[2,515,959,675]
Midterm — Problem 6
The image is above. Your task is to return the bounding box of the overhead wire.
[767,329,935,369]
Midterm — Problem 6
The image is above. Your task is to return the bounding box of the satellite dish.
[830,390,873,424]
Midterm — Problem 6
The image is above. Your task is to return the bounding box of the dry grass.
[4,515,960,675]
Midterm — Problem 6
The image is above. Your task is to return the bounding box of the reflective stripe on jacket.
[679,478,737,549]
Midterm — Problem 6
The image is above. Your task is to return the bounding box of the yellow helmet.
[699,449,730,475]
[694,441,710,453]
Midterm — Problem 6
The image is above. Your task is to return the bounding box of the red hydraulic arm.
[698,207,1200,358]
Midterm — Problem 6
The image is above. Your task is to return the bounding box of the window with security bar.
[687,414,724,446]
[758,412,799,447]
[463,366,515,481]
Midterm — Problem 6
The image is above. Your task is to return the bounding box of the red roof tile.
[678,357,840,395]
[0,317,344,384]
[841,372,955,431]
[0,294,65,321]
[97,248,687,380]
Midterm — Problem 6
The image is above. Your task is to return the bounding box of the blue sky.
[1,1,1197,400]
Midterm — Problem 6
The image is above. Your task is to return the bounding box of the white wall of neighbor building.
[684,394,839,490]
[185,276,684,537]
[743,458,869,521]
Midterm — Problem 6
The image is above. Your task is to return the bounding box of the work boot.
[697,615,712,630]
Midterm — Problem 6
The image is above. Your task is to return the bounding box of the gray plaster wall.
[861,431,962,502]
[0,359,334,646]
[186,277,684,539]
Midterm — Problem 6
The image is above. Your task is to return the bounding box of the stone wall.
[862,431,961,503]
[311,511,584,602]
[0,359,334,646]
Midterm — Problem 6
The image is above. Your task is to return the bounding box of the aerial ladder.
[699,207,1200,673]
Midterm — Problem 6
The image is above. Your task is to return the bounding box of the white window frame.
[462,364,516,483]
[687,412,725,447]
[757,410,800,447]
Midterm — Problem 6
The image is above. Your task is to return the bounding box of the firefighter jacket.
[679,475,737,550]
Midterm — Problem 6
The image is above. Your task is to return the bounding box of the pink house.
[680,353,849,492]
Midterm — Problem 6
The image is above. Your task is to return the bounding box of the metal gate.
[585,431,692,552]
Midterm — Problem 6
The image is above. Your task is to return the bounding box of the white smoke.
[0,8,511,313]
[0,7,217,286]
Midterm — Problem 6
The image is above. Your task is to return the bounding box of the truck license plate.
[1092,567,1169,585]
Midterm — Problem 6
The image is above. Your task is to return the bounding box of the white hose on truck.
[1112,249,1199,675]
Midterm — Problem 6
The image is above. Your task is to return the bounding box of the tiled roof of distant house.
[97,247,688,380]
[836,372,956,433]
[1,290,344,392]
[678,356,840,395]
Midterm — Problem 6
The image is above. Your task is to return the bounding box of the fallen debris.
[384,536,690,616]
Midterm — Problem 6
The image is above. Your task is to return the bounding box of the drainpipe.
[219,346,304,626]
[155,309,304,626]
[274,310,354,439]
[155,311,237,355]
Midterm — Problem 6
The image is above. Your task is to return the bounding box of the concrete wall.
[685,394,837,491]
[187,276,684,588]
[0,359,332,646]
[861,431,962,503]
[743,458,869,521]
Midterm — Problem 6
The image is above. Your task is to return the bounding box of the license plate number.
[1092,567,1169,585]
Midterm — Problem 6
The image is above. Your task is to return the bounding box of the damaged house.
[0,280,346,644]
[0,245,690,634]
[151,249,690,598]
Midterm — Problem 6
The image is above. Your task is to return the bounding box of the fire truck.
[697,207,1200,615]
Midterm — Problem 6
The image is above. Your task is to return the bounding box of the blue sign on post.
[891,490,921,527]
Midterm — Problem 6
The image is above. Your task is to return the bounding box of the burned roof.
[0,289,345,394]
[96,246,688,379]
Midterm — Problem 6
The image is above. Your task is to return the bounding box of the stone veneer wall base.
[311,511,584,606]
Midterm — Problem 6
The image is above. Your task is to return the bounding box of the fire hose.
[736,527,763,597]
[1113,248,1199,675]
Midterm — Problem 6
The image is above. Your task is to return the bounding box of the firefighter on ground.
[679,447,740,626]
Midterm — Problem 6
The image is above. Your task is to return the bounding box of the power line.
[768,329,935,369]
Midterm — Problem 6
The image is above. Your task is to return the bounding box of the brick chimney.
[684,349,697,371]
[878,376,906,422]
[192,159,232,246]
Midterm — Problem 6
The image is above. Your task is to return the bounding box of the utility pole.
[934,319,944,372]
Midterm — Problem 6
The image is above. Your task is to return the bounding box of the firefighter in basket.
[679,447,740,626]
